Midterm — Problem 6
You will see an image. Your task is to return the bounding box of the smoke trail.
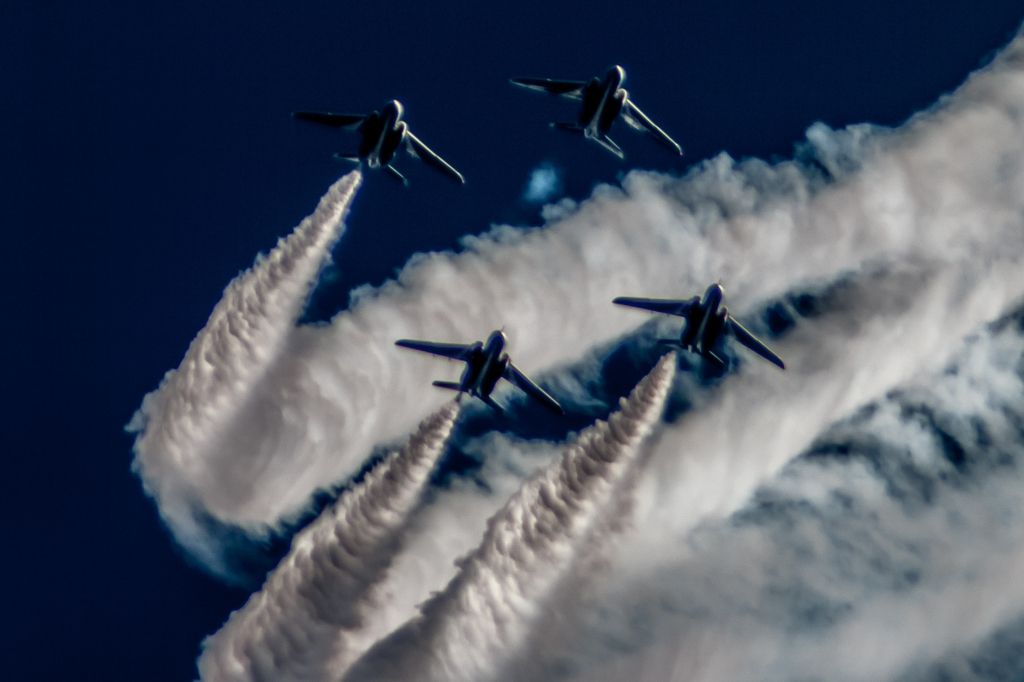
[128,171,362,574]
[499,305,1024,682]
[196,401,458,682]
[340,353,675,682]
[140,28,1024,582]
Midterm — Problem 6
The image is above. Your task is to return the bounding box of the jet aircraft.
[613,283,785,369]
[511,65,682,159]
[395,330,564,414]
[292,100,464,185]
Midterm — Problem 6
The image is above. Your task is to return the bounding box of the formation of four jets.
[294,67,784,415]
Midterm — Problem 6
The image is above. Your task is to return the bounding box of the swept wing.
[510,77,587,99]
[622,100,683,155]
[727,318,785,369]
[613,296,700,317]
[395,339,475,360]
[503,363,564,414]
[405,131,465,184]
[292,111,366,130]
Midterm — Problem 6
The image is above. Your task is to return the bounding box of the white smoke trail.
[128,171,361,573]
[196,401,459,682]
[522,307,1024,682]
[340,353,676,682]
[132,29,1024,578]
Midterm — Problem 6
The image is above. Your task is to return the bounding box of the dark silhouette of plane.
[293,100,464,185]
[395,330,563,414]
[511,65,682,158]
[614,283,785,369]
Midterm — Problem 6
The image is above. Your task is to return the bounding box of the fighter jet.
[292,100,464,185]
[613,283,785,369]
[511,65,682,159]
[395,330,564,414]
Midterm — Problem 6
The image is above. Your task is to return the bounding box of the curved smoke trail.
[341,353,675,682]
[134,30,1024,579]
[515,306,1024,682]
[197,401,459,682]
[129,171,362,574]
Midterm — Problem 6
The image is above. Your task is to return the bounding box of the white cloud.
[129,24,1024,682]
[524,163,562,203]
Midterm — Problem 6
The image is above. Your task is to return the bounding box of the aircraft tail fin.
[596,134,624,158]
[384,164,409,186]
[431,381,462,391]
[705,350,727,368]
[481,395,504,415]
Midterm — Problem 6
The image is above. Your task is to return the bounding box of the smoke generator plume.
[133,30,1024,582]
[128,171,362,574]
[197,401,459,682]
[341,353,676,682]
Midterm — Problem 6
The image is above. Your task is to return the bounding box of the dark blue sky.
[1,2,1021,679]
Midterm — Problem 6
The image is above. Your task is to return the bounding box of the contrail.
[340,353,676,682]
[525,305,1024,682]
[128,171,362,575]
[196,401,459,682]
[132,29,1024,580]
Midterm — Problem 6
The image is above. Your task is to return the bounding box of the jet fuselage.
[578,65,627,140]
[460,330,509,399]
[613,284,784,369]
[681,283,727,356]
[360,100,407,168]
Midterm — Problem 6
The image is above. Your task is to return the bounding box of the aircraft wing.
[395,339,474,360]
[503,363,564,414]
[405,131,465,184]
[727,318,785,369]
[510,77,586,99]
[292,111,366,130]
[622,100,683,155]
[613,296,699,317]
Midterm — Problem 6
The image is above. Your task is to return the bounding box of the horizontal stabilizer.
[332,153,362,163]
[613,296,699,317]
[292,111,365,129]
[431,381,462,391]
[550,122,584,134]
[510,77,585,99]
[395,339,474,360]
